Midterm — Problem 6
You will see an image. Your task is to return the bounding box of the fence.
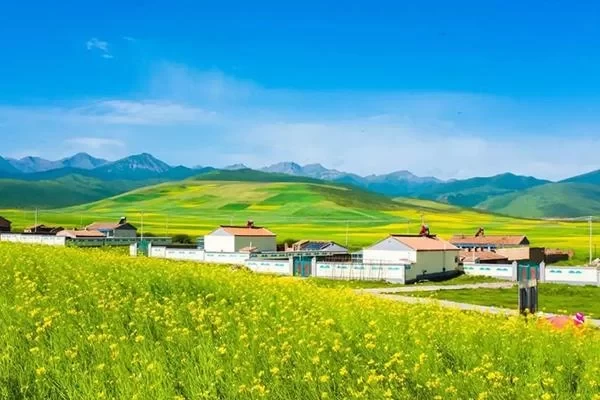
[0,233,171,248]
[246,260,292,275]
[464,261,600,285]
[314,261,406,283]
[462,262,517,280]
[142,245,406,282]
[0,234,66,246]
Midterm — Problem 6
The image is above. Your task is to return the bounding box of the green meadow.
[1,179,596,261]
[407,284,600,317]
[3,243,600,399]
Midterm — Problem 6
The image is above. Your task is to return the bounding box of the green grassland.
[408,284,600,317]
[0,174,596,261]
[3,243,600,399]
[478,182,600,218]
[0,175,152,209]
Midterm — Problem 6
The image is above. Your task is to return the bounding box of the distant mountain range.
[6,153,108,173]
[0,152,598,218]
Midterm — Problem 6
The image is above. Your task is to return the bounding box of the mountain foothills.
[0,153,598,218]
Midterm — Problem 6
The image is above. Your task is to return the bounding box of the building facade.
[0,217,11,233]
[363,235,459,281]
[86,219,137,238]
[204,223,276,253]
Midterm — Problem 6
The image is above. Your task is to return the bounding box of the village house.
[24,225,63,234]
[285,240,348,253]
[204,221,276,253]
[459,249,510,265]
[0,216,11,233]
[86,217,137,238]
[363,234,460,281]
[450,228,544,263]
[56,229,106,239]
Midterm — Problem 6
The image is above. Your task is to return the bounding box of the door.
[293,256,312,277]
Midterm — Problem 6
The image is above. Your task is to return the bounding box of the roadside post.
[518,264,539,315]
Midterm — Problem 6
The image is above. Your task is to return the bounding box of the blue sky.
[1,0,599,180]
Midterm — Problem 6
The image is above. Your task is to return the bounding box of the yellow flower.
[36,367,47,376]
[270,367,280,376]
[339,367,348,377]
[319,375,330,383]
[134,335,145,343]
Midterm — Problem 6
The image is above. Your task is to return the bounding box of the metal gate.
[293,256,312,277]
[138,240,150,256]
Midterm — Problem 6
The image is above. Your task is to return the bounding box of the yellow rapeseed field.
[1,243,600,399]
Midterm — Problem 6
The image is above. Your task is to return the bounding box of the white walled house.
[363,235,460,281]
[86,218,137,238]
[204,222,276,253]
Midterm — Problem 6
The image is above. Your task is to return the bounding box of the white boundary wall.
[543,266,599,285]
[463,262,517,280]
[464,261,600,286]
[314,262,406,283]
[246,260,292,275]
[0,233,66,246]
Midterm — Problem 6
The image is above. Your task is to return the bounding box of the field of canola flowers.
[2,243,600,399]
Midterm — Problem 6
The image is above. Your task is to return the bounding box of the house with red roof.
[363,234,460,281]
[204,220,277,253]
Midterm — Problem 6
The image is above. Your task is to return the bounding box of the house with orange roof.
[204,220,277,253]
[86,217,137,238]
[363,234,460,281]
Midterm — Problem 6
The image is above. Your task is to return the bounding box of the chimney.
[247,220,255,228]
[119,217,127,225]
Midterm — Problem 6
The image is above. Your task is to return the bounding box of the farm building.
[86,218,137,238]
[204,221,276,253]
[459,249,509,264]
[450,229,544,263]
[285,240,348,253]
[363,234,460,281]
[56,229,106,239]
[0,216,11,232]
[24,225,63,234]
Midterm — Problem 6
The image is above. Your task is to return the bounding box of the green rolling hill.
[0,175,153,209]
[0,169,596,261]
[478,182,600,218]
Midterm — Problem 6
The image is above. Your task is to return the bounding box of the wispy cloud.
[2,64,600,180]
[71,100,217,125]
[122,36,136,42]
[66,137,125,150]
[86,38,113,59]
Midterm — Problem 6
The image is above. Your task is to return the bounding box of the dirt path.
[356,283,600,327]
[360,282,514,295]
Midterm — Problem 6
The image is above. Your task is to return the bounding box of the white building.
[363,234,460,281]
[286,240,348,253]
[204,222,276,253]
[86,218,137,238]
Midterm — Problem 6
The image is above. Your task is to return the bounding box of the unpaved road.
[356,283,600,327]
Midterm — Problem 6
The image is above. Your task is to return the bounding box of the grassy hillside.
[0,175,148,209]
[478,182,600,218]
[420,173,550,207]
[1,178,596,261]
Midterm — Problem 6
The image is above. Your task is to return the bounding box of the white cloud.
[122,36,136,42]
[86,38,112,59]
[65,137,125,150]
[71,100,217,125]
[2,64,600,180]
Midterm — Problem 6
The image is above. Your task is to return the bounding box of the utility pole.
[345,221,349,247]
[406,219,410,234]
[589,216,593,265]
[141,212,145,241]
